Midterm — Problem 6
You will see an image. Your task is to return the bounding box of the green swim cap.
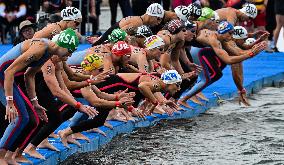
[108,28,127,43]
[198,7,214,21]
[54,28,79,53]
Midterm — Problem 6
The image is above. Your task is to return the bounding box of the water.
[62,87,284,165]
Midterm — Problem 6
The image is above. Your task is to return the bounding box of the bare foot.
[58,130,70,148]
[15,153,32,163]
[196,92,209,101]
[72,133,90,142]
[38,139,59,151]
[89,128,107,137]
[23,145,45,160]
[177,100,193,109]
[108,112,127,122]
[104,122,113,129]
[67,135,81,147]
[48,132,59,139]
[190,96,203,105]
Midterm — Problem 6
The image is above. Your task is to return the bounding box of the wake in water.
[62,87,284,165]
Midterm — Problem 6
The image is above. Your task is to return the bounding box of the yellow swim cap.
[81,54,103,71]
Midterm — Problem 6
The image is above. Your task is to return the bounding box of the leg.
[118,0,133,17]
[274,15,284,49]
[109,0,118,25]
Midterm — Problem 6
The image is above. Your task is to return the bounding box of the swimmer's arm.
[24,66,42,104]
[171,47,184,74]
[153,92,167,104]
[62,71,90,91]
[91,85,117,101]
[138,82,159,104]
[103,55,116,74]
[63,61,90,81]
[160,53,172,70]
[231,63,244,91]
[179,48,194,70]
[137,54,150,73]
[124,64,140,73]
[227,12,237,25]
[4,44,45,98]
[33,25,54,39]
[211,40,250,64]
[41,61,79,107]
[81,86,118,108]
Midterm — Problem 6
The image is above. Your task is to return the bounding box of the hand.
[260,6,266,14]
[259,32,270,41]
[86,36,99,44]
[252,41,267,55]
[163,100,179,110]
[79,105,99,118]
[119,97,135,107]
[143,102,157,116]
[90,70,111,84]
[34,104,48,122]
[5,103,18,123]
[182,71,197,80]
[118,89,136,99]
[158,104,174,116]
[239,92,251,106]
[188,63,203,73]
[131,108,146,119]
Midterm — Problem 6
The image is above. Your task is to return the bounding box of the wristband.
[30,96,38,102]
[6,96,13,101]
[115,95,119,101]
[238,88,246,94]
[75,102,82,109]
[151,100,158,106]
[127,106,134,112]
[248,51,254,58]
[115,101,121,107]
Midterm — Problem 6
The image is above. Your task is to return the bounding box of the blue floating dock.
[0,45,284,165]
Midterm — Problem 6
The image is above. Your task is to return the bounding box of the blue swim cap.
[217,21,234,34]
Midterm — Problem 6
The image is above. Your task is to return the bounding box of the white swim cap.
[174,6,190,22]
[144,35,165,50]
[240,4,258,19]
[61,7,82,21]
[161,70,182,85]
[233,26,248,39]
[245,38,256,45]
[146,3,164,18]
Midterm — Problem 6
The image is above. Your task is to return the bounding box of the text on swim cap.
[246,5,256,15]
[234,29,245,36]
[62,8,79,18]
[177,6,190,17]
[189,6,201,16]
[58,33,77,45]
[113,43,130,50]
[148,5,163,15]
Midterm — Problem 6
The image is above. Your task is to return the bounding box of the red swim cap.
[111,41,132,56]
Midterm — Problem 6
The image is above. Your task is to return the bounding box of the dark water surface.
[62,87,284,165]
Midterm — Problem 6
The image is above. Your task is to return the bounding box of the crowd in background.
[0,0,283,51]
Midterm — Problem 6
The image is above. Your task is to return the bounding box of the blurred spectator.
[251,0,267,31]
[132,0,151,16]
[265,0,276,49]
[26,0,41,21]
[207,0,225,10]
[73,0,101,36]
[226,0,246,9]
[13,20,36,45]
[273,0,284,52]
[42,0,66,14]
[0,0,27,44]
[109,0,133,25]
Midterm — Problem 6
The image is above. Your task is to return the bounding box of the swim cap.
[217,21,234,34]
[81,54,103,71]
[144,35,165,50]
[52,28,79,52]
[146,3,164,18]
[164,19,185,34]
[111,41,131,56]
[240,4,258,19]
[174,6,190,22]
[161,70,182,85]
[197,7,214,21]
[135,25,153,38]
[233,26,248,39]
[61,7,82,21]
[188,3,202,18]
[245,38,256,45]
[108,28,127,43]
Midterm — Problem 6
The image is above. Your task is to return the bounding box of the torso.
[119,16,143,35]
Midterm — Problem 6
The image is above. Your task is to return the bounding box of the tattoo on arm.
[144,64,149,72]
[46,65,52,74]
[25,55,34,65]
